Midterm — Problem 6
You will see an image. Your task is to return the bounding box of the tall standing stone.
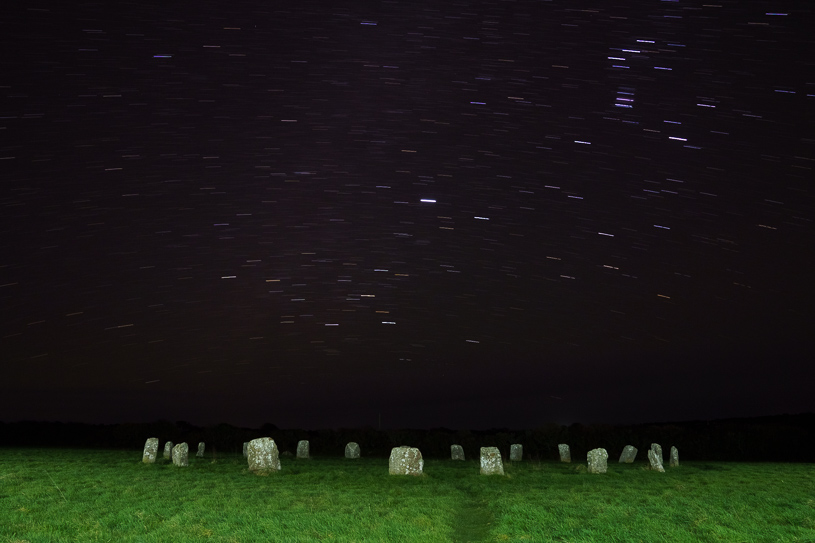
[297,440,310,459]
[172,442,189,467]
[558,443,571,463]
[669,446,679,467]
[389,446,424,475]
[651,443,663,464]
[243,442,248,458]
[163,441,173,460]
[480,447,504,476]
[197,442,205,457]
[587,448,608,474]
[247,437,281,474]
[619,445,638,463]
[451,444,465,461]
[142,437,159,463]
[647,449,665,472]
[345,442,361,459]
[510,444,523,462]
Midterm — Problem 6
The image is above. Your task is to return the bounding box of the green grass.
[1,448,813,542]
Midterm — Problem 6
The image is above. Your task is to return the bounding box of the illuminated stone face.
[648,449,665,472]
[451,444,465,461]
[389,446,423,476]
[163,441,173,460]
[247,437,281,474]
[650,443,663,464]
[558,443,571,463]
[619,445,638,463]
[142,437,158,463]
[480,447,504,476]
[172,442,189,467]
[510,444,523,462]
[669,446,679,467]
[587,448,608,474]
[296,440,310,459]
[197,442,205,457]
[345,442,360,459]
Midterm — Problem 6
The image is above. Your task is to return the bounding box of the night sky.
[2,1,813,430]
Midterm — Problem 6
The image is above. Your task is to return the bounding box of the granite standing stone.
[389,446,424,475]
[587,448,608,474]
[163,441,173,460]
[142,437,159,464]
[297,440,310,459]
[243,442,248,457]
[669,446,679,467]
[510,444,523,462]
[197,442,205,457]
[558,443,571,463]
[451,444,465,461]
[345,442,361,459]
[172,442,189,467]
[247,437,281,474]
[619,445,638,463]
[647,449,665,472]
[651,443,663,464]
[480,447,504,476]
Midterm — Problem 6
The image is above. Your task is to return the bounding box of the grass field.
[1,447,813,542]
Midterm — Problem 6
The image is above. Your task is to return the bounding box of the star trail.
[1,0,813,429]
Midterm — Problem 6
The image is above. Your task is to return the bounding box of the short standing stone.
[197,442,205,457]
[510,444,523,462]
[558,443,571,463]
[389,446,424,476]
[247,437,281,474]
[587,448,608,474]
[647,449,665,472]
[651,443,663,464]
[142,437,159,463]
[163,441,173,460]
[297,440,310,459]
[669,446,679,467]
[172,442,189,467]
[243,442,248,457]
[345,442,361,459]
[619,445,638,463]
[480,447,504,476]
[451,444,465,461]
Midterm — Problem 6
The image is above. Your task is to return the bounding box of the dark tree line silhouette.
[1,413,812,462]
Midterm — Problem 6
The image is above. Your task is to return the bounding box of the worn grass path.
[450,484,494,543]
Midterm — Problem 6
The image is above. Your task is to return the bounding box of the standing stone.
[510,444,523,462]
[247,437,281,474]
[163,441,173,460]
[243,442,248,458]
[345,442,361,459]
[587,448,608,474]
[669,446,679,467]
[197,442,205,457]
[619,445,638,463]
[650,443,663,464]
[172,442,189,467]
[142,437,159,463]
[389,446,424,476]
[558,443,571,463]
[297,440,310,459]
[647,449,665,472]
[451,444,465,461]
[480,447,504,476]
